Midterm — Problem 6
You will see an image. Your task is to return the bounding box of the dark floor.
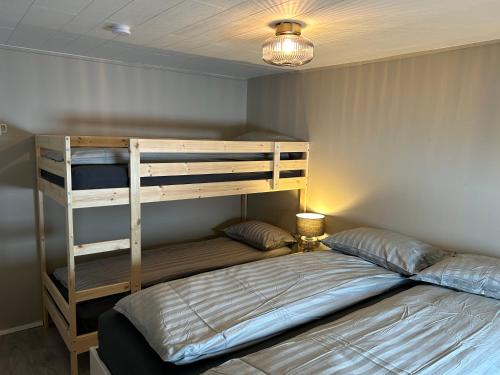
[0,326,89,375]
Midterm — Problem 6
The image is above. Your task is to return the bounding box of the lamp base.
[299,236,319,251]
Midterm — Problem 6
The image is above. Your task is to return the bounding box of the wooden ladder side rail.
[62,136,79,375]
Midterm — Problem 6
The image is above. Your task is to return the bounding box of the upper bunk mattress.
[114,251,408,364]
[204,284,500,375]
[41,166,301,190]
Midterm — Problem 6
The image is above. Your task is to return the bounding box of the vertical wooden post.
[63,136,78,375]
[241,194,248,221]
[129,139,141,293]
[272,142,281,190]
[299,146,310,212]
[35,137,48,327]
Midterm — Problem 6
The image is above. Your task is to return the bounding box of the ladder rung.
[74,238,130,256]
[75,282,130,302]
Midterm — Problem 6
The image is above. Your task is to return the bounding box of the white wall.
[0,48,247,331]
[248,42,500,257]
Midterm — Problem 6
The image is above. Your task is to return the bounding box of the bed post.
[299,145,310,212]
[241,194,248,221]
[35,137,49,327]
[63,136,78,375]
[129,139,142,293]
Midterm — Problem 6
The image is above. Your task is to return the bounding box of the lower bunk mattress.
[41,165,302,190]
[98,286,411,375]
[51,237,291,334]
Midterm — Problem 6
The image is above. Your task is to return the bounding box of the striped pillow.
[224,220,296,251]
[322,227,448,275]
[412,254,500,299]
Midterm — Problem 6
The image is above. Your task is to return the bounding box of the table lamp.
[296,213,325,250]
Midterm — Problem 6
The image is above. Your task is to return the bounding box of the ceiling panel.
[1,0,500,79]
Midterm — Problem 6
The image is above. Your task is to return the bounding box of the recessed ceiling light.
[262,21,314,67]
[104,23,131,36]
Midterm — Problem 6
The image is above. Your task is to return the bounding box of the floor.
[0,326,89,375]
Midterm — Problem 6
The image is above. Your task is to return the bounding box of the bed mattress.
[205,285,500,375]
[41,167,302,190]
[98,286,412,375]
[52,237,291,334]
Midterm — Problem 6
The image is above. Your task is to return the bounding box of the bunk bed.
[35,135,310,375]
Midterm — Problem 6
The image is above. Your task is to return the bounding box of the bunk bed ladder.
[36,136,141,375]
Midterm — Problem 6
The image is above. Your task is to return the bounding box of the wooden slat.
[72,188,130,208]
[299,149,310,212]
[75,332,98,354]
[129,139,142,293]
[39,178,67,206]
[272,142,280,189]
[140,159,307,177]
[70,136,129,148]
[39,157,65,177]
[43,272,70,321]
[141,177,307,203]
[74,238,130,257]
[37,135,66,152]
[138,139,309,153]
[75,282,131,303]
[44,292,71,349]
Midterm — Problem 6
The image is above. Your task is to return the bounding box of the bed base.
[90,347,111,375]
[35,135,310,375]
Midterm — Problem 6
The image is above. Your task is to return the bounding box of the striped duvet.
[204,285,500,375]
[114,251,406,364]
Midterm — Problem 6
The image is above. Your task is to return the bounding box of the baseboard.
[0,321,43,336]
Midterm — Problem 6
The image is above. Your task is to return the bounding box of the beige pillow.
[224,220,296,251]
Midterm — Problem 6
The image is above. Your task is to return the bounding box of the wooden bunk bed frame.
[35,135,310,375]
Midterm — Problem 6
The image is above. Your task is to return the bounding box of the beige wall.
[0,48,247,331]
[248,42,500,257]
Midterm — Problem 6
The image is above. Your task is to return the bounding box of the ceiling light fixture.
[262,21,314,67]
[105,23,131,36]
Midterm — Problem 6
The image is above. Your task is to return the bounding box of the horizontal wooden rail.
[72,187,129,208]
[39,157,66,177]
[141,177,307,203]
[37,135,67,152]
[140,159,308,177]
[137,139,309,153]
[44,291,71,349]
[39,178,67,206]
[74,238,131,256]
[43,272,70,321]
[70,136,129,148]
[75,281,130,302]
[75,332,98,354]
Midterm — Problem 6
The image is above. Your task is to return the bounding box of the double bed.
[90,227,500,375]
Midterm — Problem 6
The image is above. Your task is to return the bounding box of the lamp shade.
[296,213,325,238]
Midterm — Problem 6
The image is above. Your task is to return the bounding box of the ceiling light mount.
[262,20,313,67]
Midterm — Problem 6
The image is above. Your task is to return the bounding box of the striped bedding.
[114,251,407,364]
[204,285,500,375]
[53,237,291,291]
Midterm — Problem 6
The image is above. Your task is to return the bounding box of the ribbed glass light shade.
[262,34,314,67]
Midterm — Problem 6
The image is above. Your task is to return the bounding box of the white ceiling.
[1,0,500,79]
